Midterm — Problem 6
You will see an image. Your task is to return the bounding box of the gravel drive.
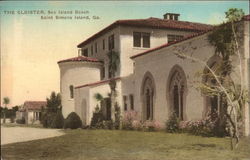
[1,126,64,145]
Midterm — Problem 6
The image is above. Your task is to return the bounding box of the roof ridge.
[58,56,102,63]
[77,17,213,48]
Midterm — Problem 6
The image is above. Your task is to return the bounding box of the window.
[69,85,74,99]
[129,94,134,110]
[108,34,114,50]
[91,45,94,55]
[95,42,98,53]
[133,32,150,48]
[103,39,105,50]
[123,96,127,111]
[82,48,88,57]
[101,66,105,80]
[167,34,184,43]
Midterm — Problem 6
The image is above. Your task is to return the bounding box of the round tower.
[58,56,103,118]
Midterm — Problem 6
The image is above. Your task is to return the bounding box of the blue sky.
[0,1,249,106]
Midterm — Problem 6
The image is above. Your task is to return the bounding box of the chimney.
[163,13,180,20]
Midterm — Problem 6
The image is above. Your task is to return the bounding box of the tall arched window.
[168,65,187,120]
[69,85,74,99]
[141,72,155,121]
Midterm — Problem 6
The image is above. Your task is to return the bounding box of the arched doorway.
[141,72,155,121]
[167,65,187,120]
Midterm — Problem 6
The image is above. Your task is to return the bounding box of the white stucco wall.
[59,61,102,118]
[79,27,121,79]
[119,26,196,78]
[74,80,122,125]
[133,33,217,124]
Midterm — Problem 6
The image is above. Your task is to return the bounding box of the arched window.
[168,65,187,120]
[69,85,74,99]
[141,72,155,121]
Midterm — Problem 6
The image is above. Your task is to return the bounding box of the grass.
[1,129,250,160]
[1,123,43,128]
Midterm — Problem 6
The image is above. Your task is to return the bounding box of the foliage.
[165,113,180,133]
[64,112,82,129]
[41,92,62,128]
[16,117,25,124]
[225,8,245,22]
[3,97,10,106]
[179,112,229,137]
[46,92,62,113]
[41,112,56,128]
[94,93,104,102]
[122,111,138,130]
[51,111,64,129]
[90,106,104,128]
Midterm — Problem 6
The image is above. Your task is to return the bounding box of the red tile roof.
[23,101,47,111]
[131,29,212,59]
[77,18,213,48]
[131,14,250,59]
[75,77,121,89]
[58,56,102,64]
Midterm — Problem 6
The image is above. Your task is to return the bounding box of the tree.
[3,97,10,123]
[42,92,62,128]
[173,8,246,149]
[107,50,120,123]
[46,91,62,113]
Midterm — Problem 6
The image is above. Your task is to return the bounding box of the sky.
[0,1,249,107]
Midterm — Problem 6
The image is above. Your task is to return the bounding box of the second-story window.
[108,34,114,50]
[95,42,98,53]
[167,34,184,43]
[103,39,105,50]
[133,32,150,48]
[91,45,94,55]
[82,48,88,57]
[101,66,105,80]
[69,85,74,99]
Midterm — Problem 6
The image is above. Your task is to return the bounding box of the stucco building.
[58,13,250,135]
[16,101,46,124]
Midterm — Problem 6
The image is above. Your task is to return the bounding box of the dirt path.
[1,126,64,145]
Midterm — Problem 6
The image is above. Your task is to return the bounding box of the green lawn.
[1,129,250,160]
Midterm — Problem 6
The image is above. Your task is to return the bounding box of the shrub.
[122,111,138,130]
[51,111,64,129]
[16,117,25,124]
[143,120,162,132]
[41,112,56,128]
[90,106,104,128]
[165,113,180,133]
[64,112,82,129]
[178,112,229,137]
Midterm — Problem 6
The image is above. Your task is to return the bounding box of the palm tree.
[3,97,10,123]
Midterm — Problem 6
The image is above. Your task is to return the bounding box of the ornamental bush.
[165,113,180,133]
[64,112,82,129]
[51,111,64,129]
